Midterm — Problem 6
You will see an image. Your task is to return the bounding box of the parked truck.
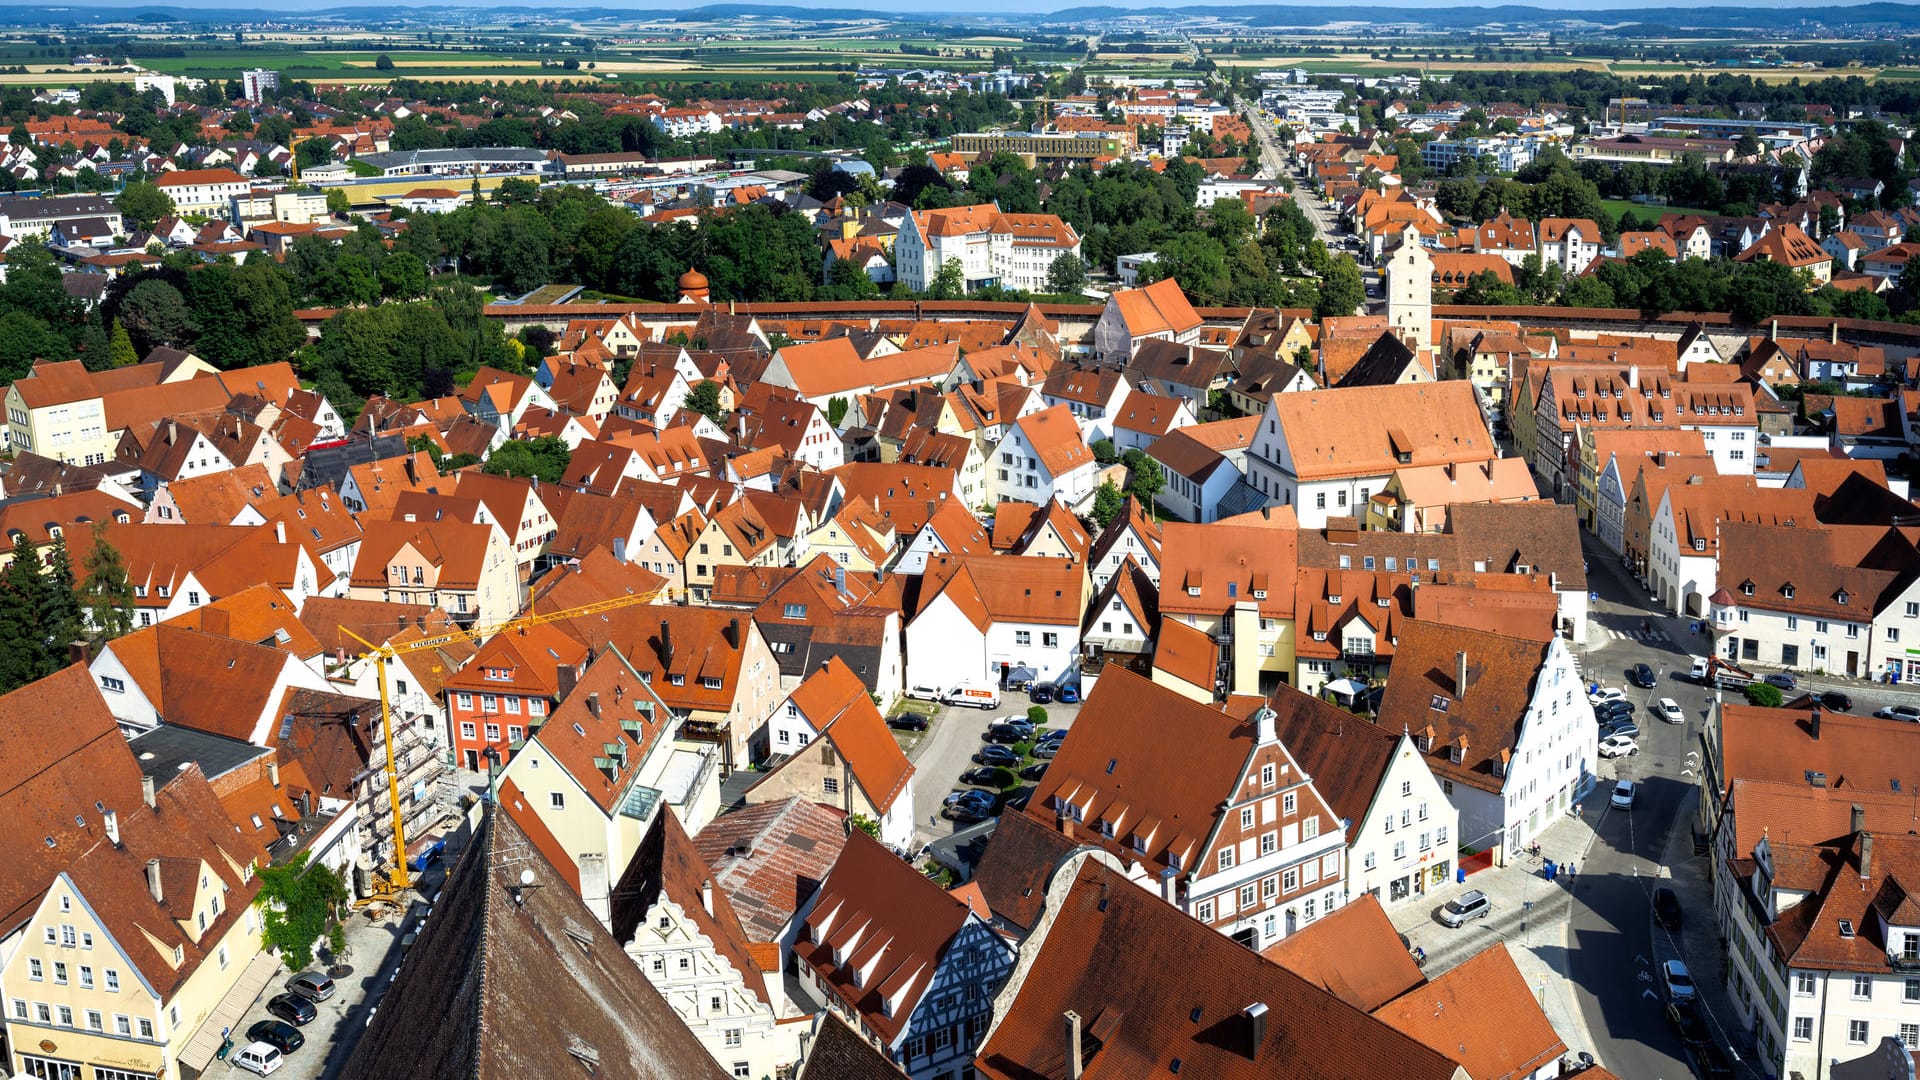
[1688,655,1756,690]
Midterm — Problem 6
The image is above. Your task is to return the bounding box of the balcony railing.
[1890,951,1920,972]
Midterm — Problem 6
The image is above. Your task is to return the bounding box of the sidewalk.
[1390,808,1601,1060]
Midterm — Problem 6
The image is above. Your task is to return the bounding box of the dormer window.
[1449,745,1463,764]
[1838,591,1850,606]
[1782,584,1795,600]
[1252,590,1267,600]
[1693,539,1707,552]
[1327,594,1342,605]
[1741,582,1755,597]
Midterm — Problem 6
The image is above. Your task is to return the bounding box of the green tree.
[38,532,79,664]
[295,138,333,170]
[826,396,850,427]
[1315,256,1366,318]
[77,522,132,648]
[848,813,880,840]
[0,533,47,688]
[925,258,965,300]
[374,53,395,71]
[482,435,572,482]
[1126,456,1166,510]
[0,310,67,381]
[1744,683,1784,708]
[115,180,174,231]
[107,321,138,367]
[1090,438,1117,464]
[683,380,728,425]
[255,853,349,972]
[116,278,192,355]
[325,189,352,216]
[1045,251,1087,295]
[1090,478,1125,527]
[377,251,428,300]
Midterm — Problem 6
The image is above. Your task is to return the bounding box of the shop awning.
[177,951,281,1071]
[1325,678,1368,699]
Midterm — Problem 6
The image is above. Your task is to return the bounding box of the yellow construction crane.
[340,590,655,897]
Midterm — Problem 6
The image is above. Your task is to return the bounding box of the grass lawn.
[1601,199,1718,221]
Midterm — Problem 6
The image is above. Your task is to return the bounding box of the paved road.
[1565,536,1760,1078]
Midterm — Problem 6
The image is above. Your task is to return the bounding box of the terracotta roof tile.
[692,797,849,944]
[1263,893,1424,1011]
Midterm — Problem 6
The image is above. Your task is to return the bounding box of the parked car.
[976,745,1020,767]
[246,1020,305,1055]
[1601,721,1641,741]
[1031,740,1061,760]
[1595,699,1636,719]
[887,714,930,732]
[1588,687,1627,707]
[1438,890,1492,928]
[945,789,994,808]
[1662,959,1696,1001]
[1876,704,1920,723]
[1764,672,1798,690]
[1653,886,1683,931]
[1057,684,1081,704]
[265,993,316,1026]
[1035,727,1066,744]
[996,717,1036,736]
[231,1043,284,1076]
[1665,999,1710,1046]
[1820,691,1854,712]
[1028,683,1054,705]
[286,971,336,1003]
[1694,1042,1736,1080]
[958,767,1004,787]
[1020,761,1049,781]
[1610,780,1637,810]
[984,724,1026,744]
[945,801,994,825]
[1657,698,1685,724]
[1598,733,1638,758]
[1629,663,1657,689]
[905,684,943,703]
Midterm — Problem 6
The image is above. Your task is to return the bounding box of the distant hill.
[1042,2,1920,31]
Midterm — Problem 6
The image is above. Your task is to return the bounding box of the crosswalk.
[1595,626,1672,645]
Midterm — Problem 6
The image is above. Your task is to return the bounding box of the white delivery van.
[944,684,1001,710]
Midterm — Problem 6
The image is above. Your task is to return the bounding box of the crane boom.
[340,588,656,894]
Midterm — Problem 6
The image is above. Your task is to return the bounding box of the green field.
[1601,199,1718,221]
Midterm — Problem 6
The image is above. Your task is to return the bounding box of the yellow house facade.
[3,853,267,1080]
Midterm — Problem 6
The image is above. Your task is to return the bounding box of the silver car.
[1438,890,1491,928]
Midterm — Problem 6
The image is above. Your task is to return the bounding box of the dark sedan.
[1653,886,1683,931]
[1028,683,1054,705]
[247,1020,305,1055]
[886,714,929,732]
[975,745,1020,767]
[945,801,994,824]
[1820,691,1854,712]
[1629,663,1657,688]
[265,993,316,1026]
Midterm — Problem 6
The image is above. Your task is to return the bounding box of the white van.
[233,1043,284,1076]
[944,684,1000,710]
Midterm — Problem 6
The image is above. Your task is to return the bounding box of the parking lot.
[899,688,1082,852]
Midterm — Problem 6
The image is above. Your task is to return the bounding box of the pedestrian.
[1569,862,1577,879]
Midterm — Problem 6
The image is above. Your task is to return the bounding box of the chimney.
[1056,806,1073,836]
[103,809,119,847]
[145,858,163,904]
[66,640,88,666]
[700,878,714,917]
[1769,318,1779,341]
[1455,650,1469,696]
[268,760,280,787]
[557,665,578,703]
[1810,703,1822,741]
[1255,706,1276,746]
[726,617,740,649]
[141,775,156,809]
[1243,1002,1269,1060]
[404,454,418,484]
[273,519,286,544]
[1064,1011,1084,1080]
[1159,866,1178,904]
[1831,321,1841,345]
[578,853,611,926]
[1861,832,1874,879]
[1851,803,1865,835]
[660,619,674,666]
[587,692,600,718]
[165,420,177,445]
